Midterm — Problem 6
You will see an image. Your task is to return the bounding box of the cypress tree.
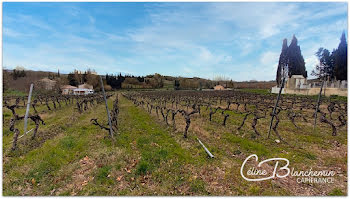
[174,79,180,90]
[276,38,289,86]
[287,35,307,78]
[334,32,347,80]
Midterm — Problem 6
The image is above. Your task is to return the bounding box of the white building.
[61,85,77,95]
[73,88,94,95]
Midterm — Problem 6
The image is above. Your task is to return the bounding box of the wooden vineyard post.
[100,76,114,138]
[24,83,34,133]
[313,80,324,130]
[268,77,285,138]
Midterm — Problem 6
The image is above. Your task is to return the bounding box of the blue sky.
[3,2,348,81]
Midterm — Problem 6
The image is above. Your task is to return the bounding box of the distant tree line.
[106,73,124,89]
[11,69,26,80]
[107,73,162,89]
[173,77,216,90]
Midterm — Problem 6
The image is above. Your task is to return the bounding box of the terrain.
[2,90,347,196]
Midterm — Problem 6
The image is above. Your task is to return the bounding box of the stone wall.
[272,80,347,97]
[284,88,347,97]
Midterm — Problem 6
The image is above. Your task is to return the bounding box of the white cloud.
[305,56,319,77]
[260,51,279,67]
[198,47,213,62]
[207,3,304,38]
[307,3,347,20]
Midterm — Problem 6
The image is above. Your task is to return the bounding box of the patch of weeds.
[324,157,345,167]
[248,185,261,195]
[329,95,347,102]
[102,137,113,147]
[139,147,171,173]
[118,189,130,196]
[166,144,192,164]
[304,152,317,160]
[136,161,149,175]
[4,89,27,97]
[136,137,150,148]
[91,187,110,195]
[142,150,160,165]
[238,88,270,95]
[299,134,323,144]
[6,149,21,157]
[224,134,269,157]
[3,112,11,118]
[95,165,113,185]
[116,134,131,148]
[60,136,76,149]
[27,149,68,182]
[281,151,304,163]
[3,129,12,137]
[157,148,168,159]
[328,188,344,196]
[190,179,207,194]
[59,125,67,131]
[2,188,20,196]
[114,163,122,170]
[28,162,55,182]
[58,190,71,196]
